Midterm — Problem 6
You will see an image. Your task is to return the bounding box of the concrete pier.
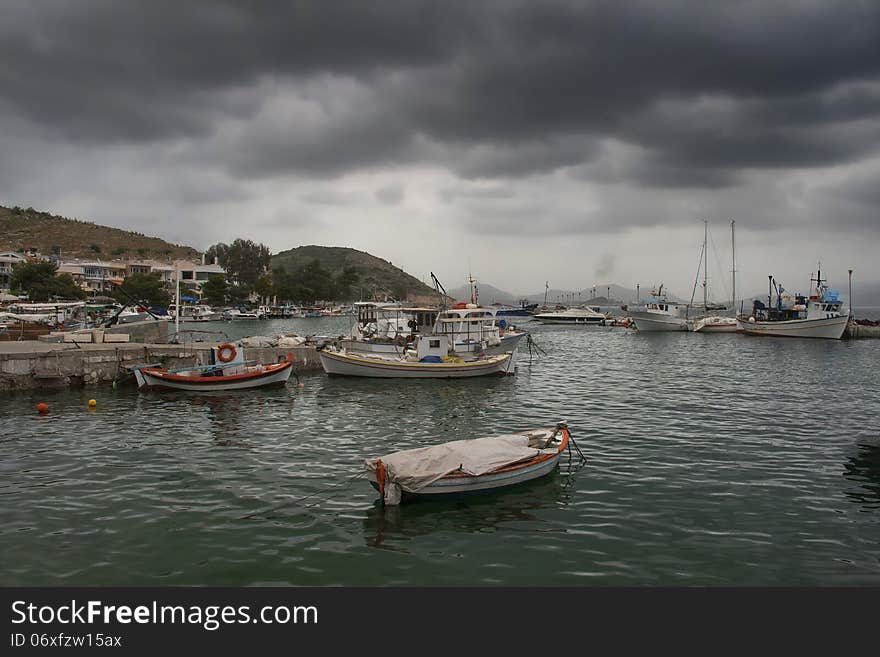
[0,341,323,392]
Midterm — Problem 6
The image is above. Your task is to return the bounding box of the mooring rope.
[241,470,369,519]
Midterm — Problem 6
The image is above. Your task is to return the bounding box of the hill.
[271,245,437,302]
[447,282,518,305]
[0,204,200,261]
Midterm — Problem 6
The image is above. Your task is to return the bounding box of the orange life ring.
[217,343,237,363]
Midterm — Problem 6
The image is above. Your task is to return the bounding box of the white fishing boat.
[223,307,266,320]
[319,334,515,378]
[365,422,574,504]
[629,285,689,331]
[168,304,222,322]
[432,303,527,354]
[737,269,849,339]
[133,343,294,390]
[116,306,153,324]
[533,306,607,325]
[339,302,436,354]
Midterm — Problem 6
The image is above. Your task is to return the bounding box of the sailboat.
[692,220,738,333]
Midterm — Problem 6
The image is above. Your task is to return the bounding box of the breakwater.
[0,340,322,392]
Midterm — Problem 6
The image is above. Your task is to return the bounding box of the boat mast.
[175,264,180,337]
[703,219,708,311]
[731,219,736,313]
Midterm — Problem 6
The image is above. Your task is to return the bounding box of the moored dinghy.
[133,343,295,391]
[365,422,579,505]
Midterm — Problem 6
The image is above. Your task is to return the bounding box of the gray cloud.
[1,0,880,290]
[375,185,405,205]
[1,1,879,183]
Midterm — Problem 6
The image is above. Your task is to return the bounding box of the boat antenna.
[544,281,549,307]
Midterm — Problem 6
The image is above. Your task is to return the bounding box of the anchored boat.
[365,422,576,504]
[737,269,849,339]
[533,306,607,325]
[133,343,294,390]
[319,334,515,378]
[629,285,690,332]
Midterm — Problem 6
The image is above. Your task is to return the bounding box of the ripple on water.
[2,323,880,584]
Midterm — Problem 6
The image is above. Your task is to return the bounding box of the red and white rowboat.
[365,423,574,504]
[133,351,294,391]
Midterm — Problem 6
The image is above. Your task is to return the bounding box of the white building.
[0,252,28,290]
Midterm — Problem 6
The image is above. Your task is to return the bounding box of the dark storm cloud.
[2,1,880,191]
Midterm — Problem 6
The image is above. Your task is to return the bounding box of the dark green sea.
[2,317,879,585]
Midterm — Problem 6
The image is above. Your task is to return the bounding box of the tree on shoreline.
[205,239,271,287]
[10,261,86,301]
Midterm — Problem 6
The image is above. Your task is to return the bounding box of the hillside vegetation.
[0,205,200,261]
[272,245,436,301]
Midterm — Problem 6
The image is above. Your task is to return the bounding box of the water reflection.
[362,473,576,552]
[843,439,880,509]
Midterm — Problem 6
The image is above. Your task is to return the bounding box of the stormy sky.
[2,0,879,299]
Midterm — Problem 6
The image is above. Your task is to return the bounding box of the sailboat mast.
[731,219,736,312]
[703,219,708,311]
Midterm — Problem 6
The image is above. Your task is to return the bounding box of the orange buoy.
[35,402,49,414]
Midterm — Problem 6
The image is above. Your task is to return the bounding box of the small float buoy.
[297,382,305,388]
[88,399,97,408]
[35,402,49,414]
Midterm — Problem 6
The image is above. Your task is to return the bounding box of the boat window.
[429,339,440,348]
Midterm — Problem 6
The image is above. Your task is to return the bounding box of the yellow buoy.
[88,399,97,408]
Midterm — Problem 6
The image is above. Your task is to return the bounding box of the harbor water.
[2,316,879,585]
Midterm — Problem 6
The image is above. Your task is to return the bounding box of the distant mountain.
[0,204,200,261]
[445,281,691,306]
[447,282,519,305]
[271,245,437,302]
[520,283,677,305]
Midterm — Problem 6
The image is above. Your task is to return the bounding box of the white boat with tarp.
[737,269,849,339]
[365,422,580,505]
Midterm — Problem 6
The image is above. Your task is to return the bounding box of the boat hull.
[692,316,738,333]
[368,426,570,501]
[534,318,605,325]
[319,349,515,378]
[369,453,563,498]
[736,315,848,339]
[134,360,293,390]
[630,312,689,332]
